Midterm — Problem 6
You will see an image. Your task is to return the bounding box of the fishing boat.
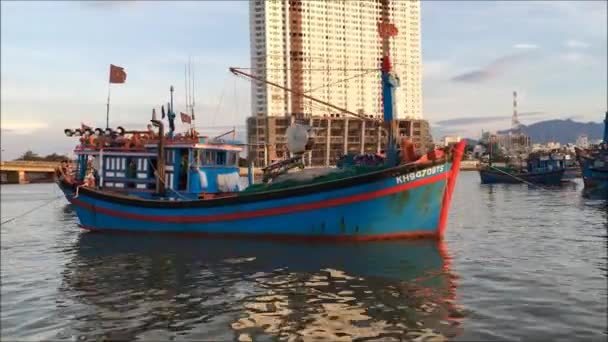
[55,19,466,240]
[478,152,566,185]
[563,154,581,180]
[575,112,608,194]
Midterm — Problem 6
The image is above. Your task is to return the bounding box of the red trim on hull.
[71,171,450,224]
[437,140,466,238]
[79,224,439,242]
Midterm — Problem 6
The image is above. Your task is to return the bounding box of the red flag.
[109,64,127,83]
[180,112,192,124]
[377,22,398,38]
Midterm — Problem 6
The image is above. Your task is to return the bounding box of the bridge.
[0,159,264,185]
[0,161,61,184]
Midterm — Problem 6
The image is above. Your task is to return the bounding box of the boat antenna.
[184,64,190,118]
[190,57,196,132]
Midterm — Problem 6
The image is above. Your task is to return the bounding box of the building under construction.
[244,0,432,167]
[246,115,433,167]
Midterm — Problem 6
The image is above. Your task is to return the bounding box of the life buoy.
[132,133,141,147]
[95,137,104,149]
[122,136,133,150]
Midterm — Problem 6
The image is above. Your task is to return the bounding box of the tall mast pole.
[184,65,190,115]
[106,86,111,129]
[379,0,399,165]
[191,62,195,114]
[190,57,196,133]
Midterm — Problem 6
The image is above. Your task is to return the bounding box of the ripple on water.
[0,178,606,341]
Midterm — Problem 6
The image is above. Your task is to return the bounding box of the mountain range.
[497,119,604,144]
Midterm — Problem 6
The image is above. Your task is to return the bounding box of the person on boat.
[57,160,75,183]
[178,153,188,190]
[73,166,96,199]
[56,160,68,182]
[127,159,137,188]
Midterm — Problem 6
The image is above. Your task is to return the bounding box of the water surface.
[1,173,606,341]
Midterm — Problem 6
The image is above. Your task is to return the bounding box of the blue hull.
[563,167,580,179]
[575,147,608,195]
[478,168,565,185]
[59,157,463,240]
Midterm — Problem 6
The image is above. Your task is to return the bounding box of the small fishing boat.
[563,158,581,180]
[575,112,608,194]
[478,152,566,185]
[55,34,466,240]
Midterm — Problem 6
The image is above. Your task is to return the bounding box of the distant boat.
[479,167,565,185]
[561,152,581,179]
[575,112,608,195]
[479,152,566,185]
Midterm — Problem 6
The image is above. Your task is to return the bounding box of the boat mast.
[604,111,608,144]
[151,119,166,197]
[378,0,400,165]
[191,60,196,131]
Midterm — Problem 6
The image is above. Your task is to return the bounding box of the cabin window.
[165,150,175,164]
[192,150,202,166]
[227,151,238,166]
[216,151,227,165]
[203,150,214,165]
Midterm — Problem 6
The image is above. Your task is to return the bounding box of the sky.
[1,0,606,159]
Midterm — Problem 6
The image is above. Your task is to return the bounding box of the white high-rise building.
[249,0,422,119]
[576,134,589,148]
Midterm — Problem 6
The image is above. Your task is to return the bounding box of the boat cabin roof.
[73,136,243,155]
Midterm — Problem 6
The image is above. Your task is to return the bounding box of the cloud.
[565,40,590,48]
[0,119,48,134]
[423,60,452,79]
[435,112,545,127]
[513,43,538,49]
[450,53,533,83]
[80,1,138,9]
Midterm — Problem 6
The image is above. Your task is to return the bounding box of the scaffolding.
[247,115,433,167]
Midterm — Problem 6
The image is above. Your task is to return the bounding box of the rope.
[211,78,229,127]
[1,195,64,226]
[488,165,551,191]
[303,70,376,93]
[146,159,191,200]
[235,67,379,72]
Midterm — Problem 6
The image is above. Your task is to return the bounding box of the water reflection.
[581,187,608,201]
[59,233,464,341]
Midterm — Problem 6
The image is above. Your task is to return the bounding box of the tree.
[14,151,69,162]
[16,150,41,161]
[43,153,69,162]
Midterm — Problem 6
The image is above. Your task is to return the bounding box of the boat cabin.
[526,152,566,173]
[70,130,244,200]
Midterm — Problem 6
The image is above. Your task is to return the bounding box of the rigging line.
[211,78,229,127]
[147,159,191,201]
[304,70,376,94]
[233,77,239,128]
[1,195,64,226]
[233,73,372,118]
[236,68,379,72]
